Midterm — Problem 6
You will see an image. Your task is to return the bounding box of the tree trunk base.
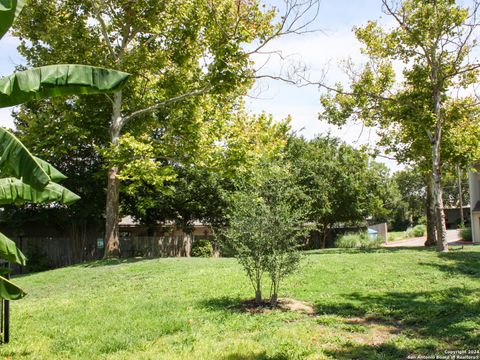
[424,238,436,246]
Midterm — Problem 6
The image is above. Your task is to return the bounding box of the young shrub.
[222,165,310,307]
[336,232,383,249]
[191,239,213,257]
[336,233,363,248]
[406,224,426,238]
[460,227,472,242]
[387,233,396,242]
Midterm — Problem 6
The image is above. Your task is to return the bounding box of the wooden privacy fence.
[11,234,203,271]
[120,235,190,258]
[12,236,99,272]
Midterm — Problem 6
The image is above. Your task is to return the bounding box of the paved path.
[384,229,471,247]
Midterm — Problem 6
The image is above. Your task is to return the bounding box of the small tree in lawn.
[223,163,310,307]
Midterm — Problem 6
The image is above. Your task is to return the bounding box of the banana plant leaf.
[0,0,25,40]
[0,65,130,108]
[0,127,51,189]
[0,178,80,205]
[33,156,67,182]
[0,232,26,266]
[0,275,26,300]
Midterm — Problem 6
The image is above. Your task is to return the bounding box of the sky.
[0,0,404,170]
[245,0,402,170]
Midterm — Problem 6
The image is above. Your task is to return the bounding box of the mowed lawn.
[2,247,479,359]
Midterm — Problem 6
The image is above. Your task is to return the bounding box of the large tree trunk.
[425,173,437,246]
[183,233,192,257]
[104,166,120,258]
[432,85,448,252]
[433,165,448,252]
[104,91,123,258]
[320,224,329,249]
[457,165,464,227]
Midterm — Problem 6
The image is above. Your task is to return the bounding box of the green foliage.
[0,178,80,205]
[0,127,53,189]
[0,1,129,298]
[286,135,398,245]
[0,232,26,266]
[222,162,310,306]
[25,244,50,273]
[0,128,78,299]
[460,227,472,242]
[11,0,298,257]
[387,231,407,242]
[406,225,426,238]
[320,0,480,167]
[99,133,177,198]
[390,168,426,230]
[0,0,24,39]
[335,232,383,249]
[121,110,290,235]
[0,65,129,108]
[191,239,213,258]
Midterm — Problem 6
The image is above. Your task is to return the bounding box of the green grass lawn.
[387,231,410,242]
[2,246,479,359]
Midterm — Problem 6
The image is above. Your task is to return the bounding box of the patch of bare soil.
[277,298,316,314]
[345,317,402,345]
[240,298,315,314]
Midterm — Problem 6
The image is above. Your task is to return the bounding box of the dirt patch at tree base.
[240,298,315,314]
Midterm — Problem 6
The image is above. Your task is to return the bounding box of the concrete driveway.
[383,229,469,247]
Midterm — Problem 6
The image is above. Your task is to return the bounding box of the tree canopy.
[320,0,480,251]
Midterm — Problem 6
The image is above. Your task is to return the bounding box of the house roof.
[118,216,206,227]
[119,216,137,226]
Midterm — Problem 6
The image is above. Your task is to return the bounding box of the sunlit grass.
[1,246,479,359]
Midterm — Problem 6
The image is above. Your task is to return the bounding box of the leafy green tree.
[13,96,112,260]
[286,135,394,247]
[0,0,129,299]
[320,0,480,252]
[222,162,310,307]
[0,128,79,299]
[392,168,426,230]
[119,111,291,255]
[13,0,318,258]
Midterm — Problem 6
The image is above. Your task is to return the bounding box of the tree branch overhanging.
[122,86,212,124]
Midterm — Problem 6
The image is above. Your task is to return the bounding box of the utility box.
[367,228,378,241]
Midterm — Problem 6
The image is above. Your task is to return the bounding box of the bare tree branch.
[122,86,212,124]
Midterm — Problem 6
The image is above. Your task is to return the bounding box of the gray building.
[468,170,480,243]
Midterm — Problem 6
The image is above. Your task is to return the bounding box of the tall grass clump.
[460,227,472,242]
[336,232,383,249]
[406,224,426,238]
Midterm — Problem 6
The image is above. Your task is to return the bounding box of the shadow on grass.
[223,352,290,360]
[420,250,480,277]
[200,296,245,312]
[10,257,153,279]
[322,342,434,360]
[0,350,33,359]
[77,257,152,268]
[200,296,284,315]
[315,287,480,348]
[305,246,435,256]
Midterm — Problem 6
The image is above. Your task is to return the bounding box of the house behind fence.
[2,216,383,272]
